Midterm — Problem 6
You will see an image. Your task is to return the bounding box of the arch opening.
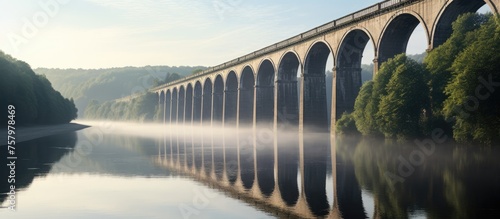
[166,90,172,124]
[256,60,275,127]
[303,42,333,132]
[203,79,213,124]
[172,88,178,125]
[224,72,238,127]
[277,52,301,128]
[185,84,193,124]
[178,87,185,125]
[193,82,203,124]
[379,14,426,65]
[213,75,224,124]
[336,29,374,120]
[239,67,255,127]
[433,0,489,48]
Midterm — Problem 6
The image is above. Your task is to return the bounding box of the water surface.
[1,121,499,218]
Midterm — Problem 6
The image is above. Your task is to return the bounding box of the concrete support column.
[299,72,305,132]
[330,68,337,131]
[252,85,257,130]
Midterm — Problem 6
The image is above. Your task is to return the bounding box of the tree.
[376,54,430,138]
[425,13,490,120]
[443,15,500,145]
[0,51,77,125]
[352,81,378,135]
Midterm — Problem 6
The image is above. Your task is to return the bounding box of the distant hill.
[35,66,206,117]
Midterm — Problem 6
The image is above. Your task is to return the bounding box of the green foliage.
[377,56,430,138]
[348,54,429,138]
[443,15,500,145]
[84,92,161,122]
[35,66,205,117]
[345,14,499,145]
[352,81,378,135]
[425,13,491,118]
[336,112,359,134]
[0,51,77,125]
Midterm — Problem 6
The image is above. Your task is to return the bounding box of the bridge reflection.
[154,127,370,219]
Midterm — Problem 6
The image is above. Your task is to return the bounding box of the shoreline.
[0,123,89,146]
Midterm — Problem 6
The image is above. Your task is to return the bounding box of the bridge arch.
[213,75,224,124]
[224,71,238,126]
[166,89,172,123]
[303,40,334,132]
[432,0,494,48]
[185,84,193,124]
[172,88,178,124]
[335,28,376,120]
[277,51,301,127]
[193,81,203,124]
[203,78,213,124]
[256,59,276,126]
[378,11,431,65]
[239,66,255,126]
[178,86,185,124]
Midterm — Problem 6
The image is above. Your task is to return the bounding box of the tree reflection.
[338,136,500,218]
[0,132,78,205]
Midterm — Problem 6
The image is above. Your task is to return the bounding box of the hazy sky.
[0,0,487,69]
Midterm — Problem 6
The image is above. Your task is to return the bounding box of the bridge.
[151,0,500,131]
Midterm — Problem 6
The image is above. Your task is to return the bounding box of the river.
[1,121,499,218]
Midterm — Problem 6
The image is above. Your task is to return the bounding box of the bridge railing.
[150,0,422,92]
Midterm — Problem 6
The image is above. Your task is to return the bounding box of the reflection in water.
[156,124,500,219]
[3,122,500,218]
[344,137,500,219]
[0,133,78,206]
[159,126,335,218]
[277,129,300,206]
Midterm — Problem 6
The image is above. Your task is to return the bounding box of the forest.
[35,66,206,117]
[337,13,500,145]
[0,51,78,125]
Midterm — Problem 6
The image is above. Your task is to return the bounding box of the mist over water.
[2,120,500,218]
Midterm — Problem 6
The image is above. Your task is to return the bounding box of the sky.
[0,0,485,69]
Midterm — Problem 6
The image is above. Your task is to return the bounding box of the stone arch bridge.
[151,0,499,131]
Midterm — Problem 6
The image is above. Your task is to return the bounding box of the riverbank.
[0,123,89,146]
